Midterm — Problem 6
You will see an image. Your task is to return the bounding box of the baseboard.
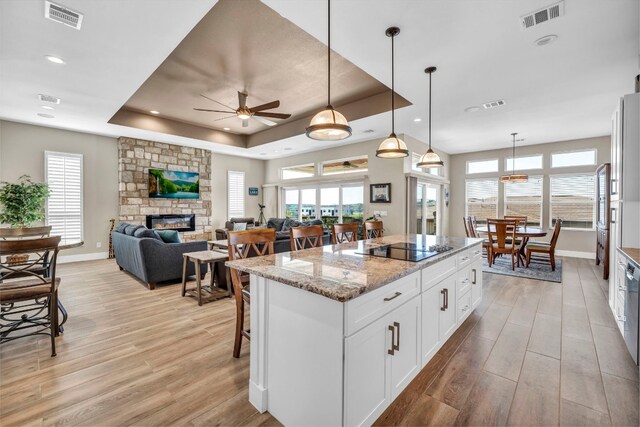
[556,250,596,259]
[58,251,109,264]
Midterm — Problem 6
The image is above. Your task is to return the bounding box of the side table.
[181,250,230,306]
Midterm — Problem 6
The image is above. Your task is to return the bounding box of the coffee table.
[181,250,230,306]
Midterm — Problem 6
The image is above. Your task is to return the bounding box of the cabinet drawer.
[457,268,471,296]
[422,256,456,291]
[457,250,471,268]
[345,271,420,336]
[470,245,483,260]
[457,290,472,322]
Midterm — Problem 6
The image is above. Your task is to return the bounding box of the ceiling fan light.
[306,106,352,141]
[376,133,409,158]
[237,112,251,120]
[417,148,444,168]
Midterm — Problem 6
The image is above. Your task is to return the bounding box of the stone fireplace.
[146,214,196,232]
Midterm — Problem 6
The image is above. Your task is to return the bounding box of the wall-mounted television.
[148,169,199,199]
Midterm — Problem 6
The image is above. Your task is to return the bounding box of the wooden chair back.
[331,223,359,244]
[290,225,324,251]
[549,218,562,249]
[0,236,61,292]
[227,228,275,296]
[504,215,527,228]
[0,226,52,240]
[486,219,517,250]
[463,217,471,237]
[364,221,384,239]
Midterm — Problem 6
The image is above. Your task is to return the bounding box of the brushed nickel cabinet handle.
[392,321,400,352]
[444,288,449,310]
[472,268,477,284]
[384,292,402,302]
[388,324,396,355]
[440,289,446,311]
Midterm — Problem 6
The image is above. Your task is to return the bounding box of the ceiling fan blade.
[193,108,235,113]
[254,111,291,119]
[249,100,280,113]
[200,94,235,111]
[212,115,237,122]
[242,119,249,128]
[252,116,277,127]
[238,91,248,109]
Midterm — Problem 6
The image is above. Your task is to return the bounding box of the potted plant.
[0,175,50,228]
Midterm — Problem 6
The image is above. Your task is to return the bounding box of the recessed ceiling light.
[41,105,55,110]
[464,106,481,113]
[284,147,293,151]
[149,110,160,115]
[37,113,54,118]
[535,34,558,47]
[413,118,422,122]
[44,55,65,64]
[223,127,231,131]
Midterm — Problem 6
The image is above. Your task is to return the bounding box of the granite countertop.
[226,234,483,302]
[619,247,640,268]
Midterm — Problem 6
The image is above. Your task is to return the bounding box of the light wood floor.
[1,257,638,426]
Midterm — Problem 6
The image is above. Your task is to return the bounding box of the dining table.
[475,225,547,267]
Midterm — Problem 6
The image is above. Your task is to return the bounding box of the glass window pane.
[281,164,315,179]
[467,159,499,174]
[322,157,368,176]
[320,187,339,227]
[466,179,498,224]
[505,155,543,171]
[504,176,543,226]
[300,188,317,220]
[416,185,423,234]
[550,174,596,229]
[341,186,364,226]
[284,189,299,219]
[425,186,438,235]
[551,150,596,168]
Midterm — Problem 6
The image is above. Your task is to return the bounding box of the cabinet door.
[438,275,457,339]
[389,297,421,399]
[421,284,441,365]
[471,259,483,309]
[344,314,391,427]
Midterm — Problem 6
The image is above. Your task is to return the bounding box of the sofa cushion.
[156,229,182,243]
[282,218,301,232]
[125,224,145,236]
[308,219,323,226]
[115,222,129,233]
[134,227,161,240]
[233,222,248,231]
[267,218,286,231]
[275,231,290,240]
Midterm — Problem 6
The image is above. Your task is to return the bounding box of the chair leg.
[233,299,244,358]
[550,252,556,271]
[526,250,531,267]
[511,253,515,271]
[49,294,56,357]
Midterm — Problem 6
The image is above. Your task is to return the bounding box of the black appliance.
[623,262,639,364]
[358,242,453,262]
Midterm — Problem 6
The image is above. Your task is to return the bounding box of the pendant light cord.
[512,133,516,174]
[327,0,331,107]
[391,32,395,134]
[428,71,432,150]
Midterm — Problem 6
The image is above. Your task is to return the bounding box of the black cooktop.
[358,243,453,262]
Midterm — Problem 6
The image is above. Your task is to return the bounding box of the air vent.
[482,100,506,109]
[44,1,83,30]
[38,94,61,104]
[520,1,564,29]
[363,129,375,134]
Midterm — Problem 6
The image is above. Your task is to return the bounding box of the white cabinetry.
[471,258,483,309]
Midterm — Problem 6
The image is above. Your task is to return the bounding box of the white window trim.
[502,175,543,226]
[44,150,84,243]
[464,178,499,219]
[320,155,368,177]
[227,170,245,218]
[280,163,316,180]
[466,158,499,175]
[550,148,598,168]
[504,154,544,171]
[281,181,365,223]
[548,172,596,231]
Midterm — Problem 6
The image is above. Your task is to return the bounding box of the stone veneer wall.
[118,137,212,241]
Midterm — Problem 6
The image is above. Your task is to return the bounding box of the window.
[282,184,364,224]
[550,174,596,229]
[45,151,83,244]
[411,153,440,175]
[551,149,596,168]
[465,179,498,224]
[320,187,339,227]
[505,155,543,171]
[341,185,364,226]
[504,176,543,226]
[467,159,499,174]
[322,156,368,176]
[284,189,299,219]
[227,171,245,217]
[281,163,315,180]
[300,189,317,220]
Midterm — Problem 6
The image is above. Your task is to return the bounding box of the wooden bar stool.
[364,221,383,239]
[181,250,230,306]
[290,225,324,251]
[331,223,359,244]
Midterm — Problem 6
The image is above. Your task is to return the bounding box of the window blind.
[465,179,498,224]
[550,174,596,229]
[228,171,245,218]
[504,176,543,226]
[45,151,83,244]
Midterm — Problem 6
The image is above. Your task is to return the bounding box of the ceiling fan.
[194,91,291,128]
[342,160,360,169]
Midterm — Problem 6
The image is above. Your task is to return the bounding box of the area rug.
[482,256,562,283]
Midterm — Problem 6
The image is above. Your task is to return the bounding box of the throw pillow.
[233,222,247,231]
[134,227,161,240]
[124,224,145,236]
[309,219,323,226]
[115,222,129,233]
[267,218,286,231]
[156,229,181,243]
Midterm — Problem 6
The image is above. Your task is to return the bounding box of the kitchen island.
[227,234,483,427]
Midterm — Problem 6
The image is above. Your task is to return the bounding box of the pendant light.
[376,27,409,158]
[305,0,352,141]
[500,132,528,183]
[417,67,444,168]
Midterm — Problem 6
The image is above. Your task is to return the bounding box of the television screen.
[148,169,199,199]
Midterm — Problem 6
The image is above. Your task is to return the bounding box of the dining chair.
[486,219,518,270]
[467,216,491,255]
[463,217,471,237]
[227,228,275,358]
[364,221,384,239]
[0,236,61,356]
[526,219,562,271]
[0,226,53,279]
[331,223,359,244]
[290,225,324,251]
[504,215,528,227]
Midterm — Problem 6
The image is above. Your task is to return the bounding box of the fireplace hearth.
[146,214,196,232]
